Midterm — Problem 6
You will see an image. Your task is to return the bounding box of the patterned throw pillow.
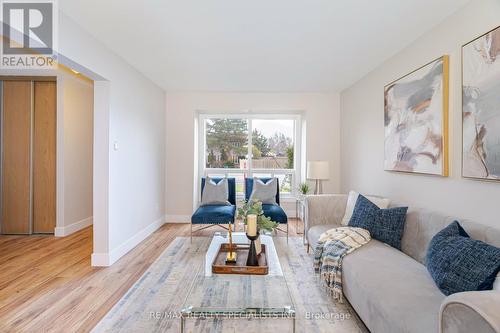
[249,178,277,205]
[200,177,230,206]
[348,194,408,249]
[341,191,391,226]
[426,221,500,296]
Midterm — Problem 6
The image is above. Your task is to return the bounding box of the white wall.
[340,0,500,228]
[54,69,94,236]
[165,92,341,219]
[58,13,166,265]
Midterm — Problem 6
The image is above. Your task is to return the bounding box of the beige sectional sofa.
[306,194,500,333]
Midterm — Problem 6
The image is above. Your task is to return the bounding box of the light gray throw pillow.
[201,177,230,206]
[249,177,277,205]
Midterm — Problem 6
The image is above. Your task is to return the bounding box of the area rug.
[92,237,368,333]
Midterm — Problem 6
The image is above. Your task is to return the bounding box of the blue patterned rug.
[92,237,367,333]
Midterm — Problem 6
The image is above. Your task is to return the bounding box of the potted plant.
[298,182,310,196]
[237,200,279,255]
[237,199,279,233]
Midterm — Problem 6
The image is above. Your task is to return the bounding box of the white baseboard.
[54,216,93,237]
[90,253,110,267]
[91,215,166,267]
[166,214,190,223]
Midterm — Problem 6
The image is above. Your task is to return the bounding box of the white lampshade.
[307,161,330,180]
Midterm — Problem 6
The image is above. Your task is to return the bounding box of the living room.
[1,0,499,332]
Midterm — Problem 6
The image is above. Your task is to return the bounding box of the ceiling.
[60,0,470,92]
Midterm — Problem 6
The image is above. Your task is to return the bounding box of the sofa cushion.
[191,205,236,225]
[426,221,500,295]
[400,207,500,265]
[249,177,278,204]
[200,176,230,206]
[348,195,408,249]
[341,191,390,225]
[262,204,287,224]
[245,177,280,205]
[342,239,445,333]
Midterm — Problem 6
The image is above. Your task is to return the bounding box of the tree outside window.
[204,117,296,194]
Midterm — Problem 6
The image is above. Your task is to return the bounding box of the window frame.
[197,112,302,200]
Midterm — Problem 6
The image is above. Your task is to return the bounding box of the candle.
[247,214,257,236]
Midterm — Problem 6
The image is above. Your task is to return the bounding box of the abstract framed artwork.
[384,56,449,176]
[462,26,500,181]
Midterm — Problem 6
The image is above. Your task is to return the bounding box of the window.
[199,114,302,197]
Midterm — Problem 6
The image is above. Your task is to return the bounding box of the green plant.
[298,182,310,195]
[237,200,279,233]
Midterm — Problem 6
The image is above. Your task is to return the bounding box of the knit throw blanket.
[314,227,371,302]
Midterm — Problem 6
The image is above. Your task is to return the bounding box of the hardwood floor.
[0,220,304,332]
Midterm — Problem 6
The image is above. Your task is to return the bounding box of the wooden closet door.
[1,81,32,234]
[33,81,56,233]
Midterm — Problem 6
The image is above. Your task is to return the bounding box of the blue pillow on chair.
[348,194,408,250]
[426,221,500,296]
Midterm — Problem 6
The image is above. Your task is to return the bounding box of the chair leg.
[307,244,310,253]
[190,223,193,243]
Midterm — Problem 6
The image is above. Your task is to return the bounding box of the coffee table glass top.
[181,232,295,317]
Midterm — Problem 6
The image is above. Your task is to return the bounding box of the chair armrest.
[440,291,500,333]
[305,194,348,232]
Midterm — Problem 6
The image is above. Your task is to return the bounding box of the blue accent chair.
[191,177,236,240]
[245,177,288,241]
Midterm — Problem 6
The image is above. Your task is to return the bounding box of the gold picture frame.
[384,55,449,176]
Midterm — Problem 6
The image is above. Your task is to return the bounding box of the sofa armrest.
[440,291,500,333]
[305,194,348,232]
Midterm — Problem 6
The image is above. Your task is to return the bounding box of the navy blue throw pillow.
[348,195,408,249]
[426,221,500,296]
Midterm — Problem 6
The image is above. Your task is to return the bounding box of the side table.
[295,194,307,244]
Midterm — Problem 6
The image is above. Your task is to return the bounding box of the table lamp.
[307,161,330,194]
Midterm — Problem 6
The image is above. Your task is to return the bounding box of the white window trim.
[196,112,303,205]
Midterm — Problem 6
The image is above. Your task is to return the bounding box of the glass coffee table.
[180,232,296,332]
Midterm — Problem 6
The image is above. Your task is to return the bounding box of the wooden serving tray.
[212,243,269,275]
